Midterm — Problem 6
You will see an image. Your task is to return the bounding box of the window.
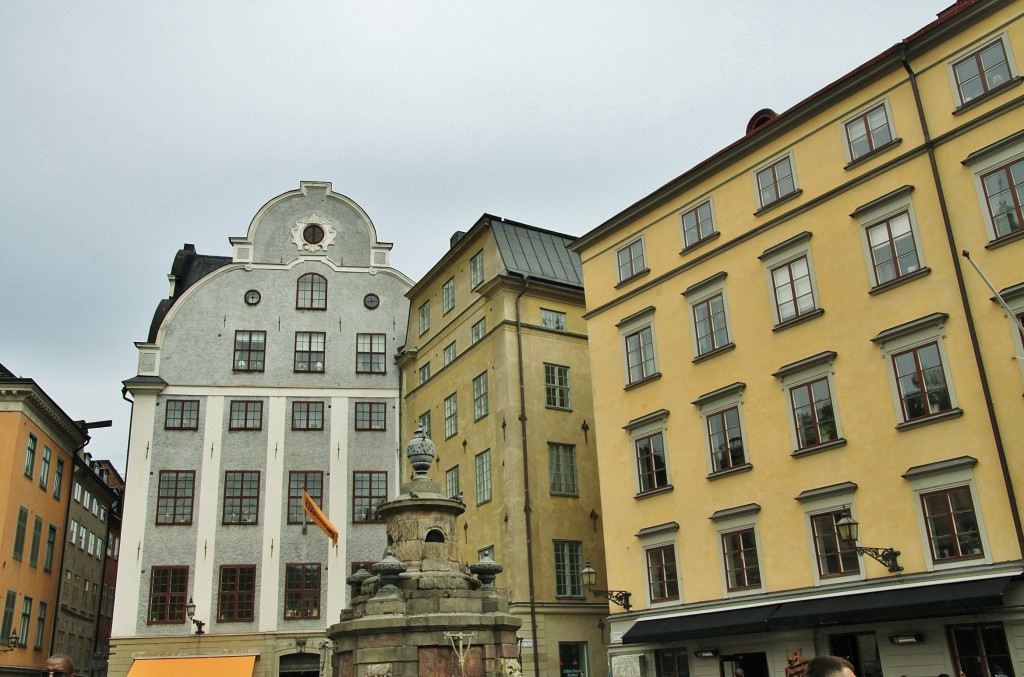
[53,459,64,499]
[444,393,458,438]
[625,326,657,382]
[473,372,488,420]
[74,481,82,502]
[616,238,646,282]
[811,511,860,577]
[24,433,36,478]
[471,318,486,344]
[646,544,679,602]
[418,411,431,438]
[296,272,327,310]
[680,199,715,249]
[1,591,14,644]
[70,519,78,546]
[34,601,46,649]
[13,507,28,560]
[148,566,188,623]
[475,450,492,505]
[553,540,583,597]
[791,378,839,449]
[18,597,31,647]
[229,400,263,430]
[418,362,431,384]
[872,314,959,428]
[760,232,821,327]
[707,407,746,473]
[866,212,921,286]
[218,565,256,621]
[418,301,430,335]
[39,446,51,489]
[693,293,730,356]
[291,401,324,431]
[541,309,566,331]
[233,330,266,372]
[946,622,1015,677]
[442,277,455,314]
[544,364,571,410]
[560,643,590,677]
[156,470,195,525]
[636,432,668,493]
[356,333,386,374]
[470,250,484,289]
[722,528,761,591]
[353,471,387,523]
[756,155,797,208]
[288,472,322,524]
[29,516,42,567]
[446,465,460,499]
[355,402,386,431]
[284,564,320,619]
[548,443,578,496]
[922,486,984,561]
[980,157,1024,240]
[656,649,690,677]
[223,471,260,525]
[951,38,1014,106]
[844,102,894,161]
[44,524,56,571]
[443,341,457,366]
[294,332,326,372]
[165,400,199,430]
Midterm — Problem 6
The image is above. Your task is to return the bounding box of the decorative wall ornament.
[291,214,337,252]
[499,657,523,677]
[366,663,393,677]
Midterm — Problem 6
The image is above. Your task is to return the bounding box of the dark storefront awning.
[623,575,1016,645]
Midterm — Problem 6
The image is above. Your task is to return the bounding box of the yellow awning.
[127,655,257,677]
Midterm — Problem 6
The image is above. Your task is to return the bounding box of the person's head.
[42,654,75,677]
[806,656,855,677]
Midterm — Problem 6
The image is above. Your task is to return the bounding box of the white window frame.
[946,33,1019,109]
[963,133,1024,243]
[475,450,491,505]
[772,351,846,455]
[470,250,484,290]
[683,272,733,360]
[624,409,672,496]
[418,362,430,385]
[540,308,567,332]
[753,152,799,210]
[903,456,990,571]
[544,363,572,410]
[637,522,681,606]
[679,197,717,250]
[693,383,750,477]
[852,186,928,291]
[759,232,822,328]
[871,313,961,429]
[445,465,460,499]
[796,482,863,586]
[616,237,647,283]
[841,99,897,164]
[547,442,578,496]
[471,318,486,344]
[472,372,488,421]
[443,342,456,366]
[443,393,458,439]
[710,504,765,597]
[418,301,430,336]
[442,277,455,315]
[418,411,431,438]
[618,306,659,386]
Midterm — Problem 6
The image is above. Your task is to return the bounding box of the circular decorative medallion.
[244,290,261,306]
[364,293,380,310]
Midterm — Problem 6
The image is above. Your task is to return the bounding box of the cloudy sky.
[1,1,947,471]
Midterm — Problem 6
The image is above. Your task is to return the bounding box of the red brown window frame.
[635,432,668,493]
[756,156,796,207]
[164,399,200,430]
[921,486,984,562]
[707,406,745,473]
[810,510,860,578]
[844,103,892,160]
[892,342,951,421]
[624,325,656,383]
[945,622,1015,677]
[232,330,266,372]
[681,199,715,249]
[354,402,386,431]
[287,471,323,524]
[722,527,761,591]
[217,564,256,622]
[352,470,388,523]
[980,158,1024,240]
[790,377,838,449]
[866,211,920,286]
[771,256,815,323]
[293,331,326,373]
[355,333,386,374]
[655,648,689,677]
[616,239,646,281]
[952,39,1012,104]
[222,471,260,525]
[148,565,188,624]
[692,293,729,355]
[229,400,263,431]
[156,470,195,525]
[284,563,321,619]
[291,401,325,431]
[296,272,327,310]
[645,544,679,602]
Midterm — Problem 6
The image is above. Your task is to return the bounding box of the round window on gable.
[364,293,380,310]
[303,223,325,245]
[244,290,261,306]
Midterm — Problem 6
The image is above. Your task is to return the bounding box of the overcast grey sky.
[1,1,947,472]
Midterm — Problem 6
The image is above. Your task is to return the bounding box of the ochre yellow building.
[571,2,1024,677]
[398,216,609,677]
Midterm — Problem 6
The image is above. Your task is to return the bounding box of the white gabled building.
[111,182,412,677]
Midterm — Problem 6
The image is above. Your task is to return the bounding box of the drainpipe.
[900,43,1024,554]
[514,274,540,677]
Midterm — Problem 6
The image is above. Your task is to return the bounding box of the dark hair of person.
[806,656,854,677]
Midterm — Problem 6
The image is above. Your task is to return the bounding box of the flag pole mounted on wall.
[303,491,339,546]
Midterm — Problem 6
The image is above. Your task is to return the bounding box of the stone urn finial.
[406,426,435,478]
[470,551,504,590]
[373,547,408,592]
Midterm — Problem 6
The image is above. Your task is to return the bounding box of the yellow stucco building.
[570,2,1024,677]
[397,216,609,677]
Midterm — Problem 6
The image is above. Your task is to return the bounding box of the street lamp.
[835,511,903,573]
[580,561,632,611]
[0,630,17,653]
[185,597,206,634]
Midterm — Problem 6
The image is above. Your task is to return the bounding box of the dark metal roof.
[147,244,232,342]
[490,219,583,288]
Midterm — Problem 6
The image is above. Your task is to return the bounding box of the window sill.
[635,485,674,500]
[615,268,651,289]
[985,228,1024,250]
[953,77,1023,115]
[791,437,848,458]
[754,189,803,217]
[550,492,579,498]
[772,307,825,332]
[625,372,662,390]
[680,231,721,255]
[693,342,736,364]
[707,463,753,481]
[868,267,931,295]
[895,407,964,431]
[932,551,986,564]
[545,406,573,413]
[844,138,903,170]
